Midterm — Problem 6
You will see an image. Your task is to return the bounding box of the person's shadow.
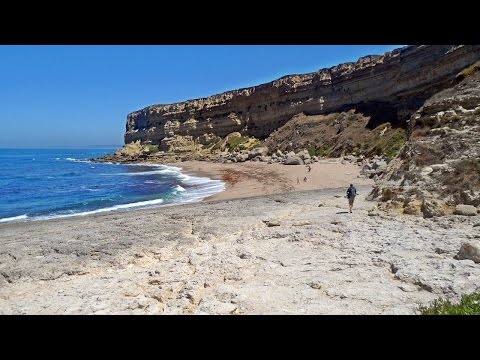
[335,211,349,214]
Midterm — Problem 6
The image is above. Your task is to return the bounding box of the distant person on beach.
[303,176,307,182]
[297,177,300,184]
[346,184,357,213]
[307,165,311,172]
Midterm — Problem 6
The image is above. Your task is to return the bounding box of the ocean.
[0,148,225,223]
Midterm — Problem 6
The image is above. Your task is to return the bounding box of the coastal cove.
[1,45,479,315]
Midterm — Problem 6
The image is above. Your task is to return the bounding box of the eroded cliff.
[368,64,480,217]
[124,45,480,149]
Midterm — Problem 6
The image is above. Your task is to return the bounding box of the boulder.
[455,241,480,263]
[248,147,269,159]
[420,166,434,176]
[459,191,480,207]
[454,204,478,216]
[284,156,303,165]
[371,160,387,170]
[421,199,447,218]
[368,207,381,216]
[296,150,311,160]
[403,199,422,215]
[236,154,249,163]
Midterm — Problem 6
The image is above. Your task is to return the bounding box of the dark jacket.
[347,186,357,198]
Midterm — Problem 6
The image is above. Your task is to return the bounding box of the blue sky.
[0,45,402,147]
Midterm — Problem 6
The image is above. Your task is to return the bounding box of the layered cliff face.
[124,45,480,147]
[367,65,480,217]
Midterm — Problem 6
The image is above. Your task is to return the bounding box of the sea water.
[0,148,225,223]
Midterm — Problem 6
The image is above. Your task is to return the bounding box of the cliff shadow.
[333,100,428,130]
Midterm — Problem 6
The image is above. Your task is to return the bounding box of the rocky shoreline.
[1,185,479,314]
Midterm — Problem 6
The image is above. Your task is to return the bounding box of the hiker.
[303,176,307,182]
[346,184,357,213]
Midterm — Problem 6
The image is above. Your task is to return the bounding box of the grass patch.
[419,291,480,315]
[306,144,332,157]
[383,129,407,158]
[226,136,249,151]
[364,128,407,158]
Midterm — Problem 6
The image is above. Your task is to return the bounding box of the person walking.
[346,184,357,213]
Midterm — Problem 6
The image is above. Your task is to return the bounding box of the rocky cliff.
[367,64,480,217]
[124,45,480,149]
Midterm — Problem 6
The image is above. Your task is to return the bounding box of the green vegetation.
[384,129,407,158]
[306,143,332,157]
[367,128,406,158]
[419,292,480,315]
[306,143,318,157]
[226,136,250,151]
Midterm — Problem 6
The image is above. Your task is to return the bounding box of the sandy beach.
[172,159,373,201]
[1,160,479,315]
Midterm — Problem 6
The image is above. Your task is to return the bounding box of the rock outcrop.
[124,45,480,147]
[368,65,480,217]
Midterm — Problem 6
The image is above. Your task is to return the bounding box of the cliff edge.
[124,45,479,149]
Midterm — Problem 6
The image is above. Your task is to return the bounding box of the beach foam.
[0,214,28,223]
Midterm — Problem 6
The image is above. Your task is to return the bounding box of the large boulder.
[248,147,269,159]
[421,198,447,218]
[454,204,478,216]
[296,149,311,160]
[456,240,480,263]
[283,156,303,165]
[403,199,422,215]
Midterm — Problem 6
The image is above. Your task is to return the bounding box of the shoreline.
[169,159,373,202]
[0,159,373,224]
[1,184,478,314]
[3,160,477,314]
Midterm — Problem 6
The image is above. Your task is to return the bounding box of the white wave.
[65,158,92,164]
[103,167,182,176]
[31,198,165,221]
[175,185,186,192]
[55,157,60,160]
[125,163,182,171]
[0,214,28,223]
[175,181,225,204]
[178,173,220,185]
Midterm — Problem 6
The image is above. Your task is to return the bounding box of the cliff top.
[129,45,414,115]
